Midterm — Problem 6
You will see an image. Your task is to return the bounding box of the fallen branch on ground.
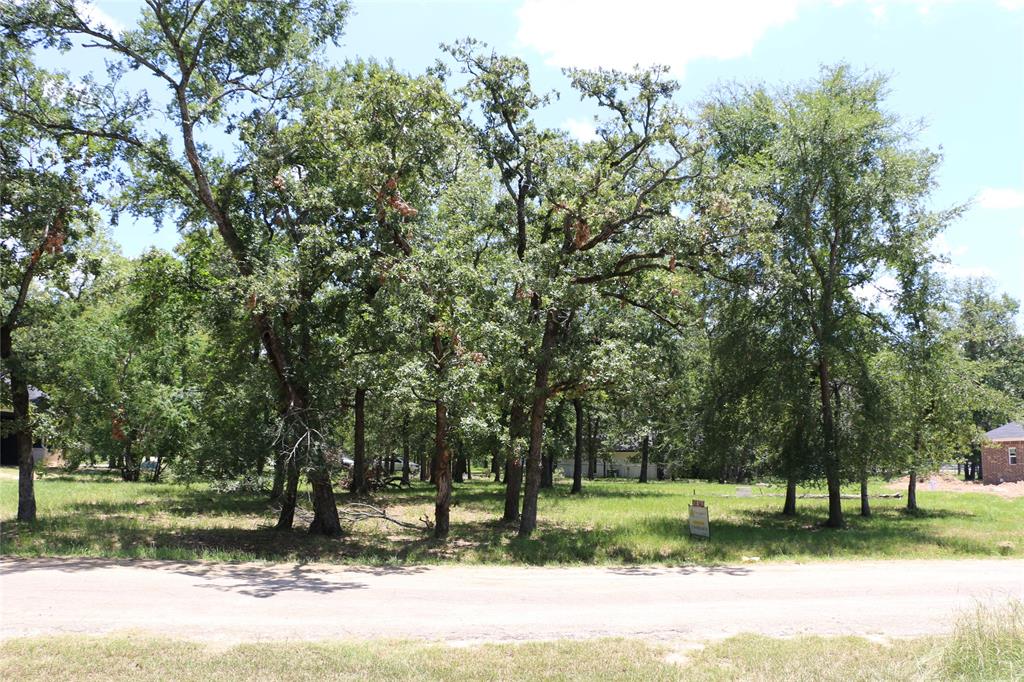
[339,503,432,530]
[272,502,431,531]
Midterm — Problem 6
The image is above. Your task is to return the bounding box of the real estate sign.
[688,499,710,538]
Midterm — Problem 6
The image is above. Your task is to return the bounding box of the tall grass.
[3,608,1021,682]
[942,600,1024,680]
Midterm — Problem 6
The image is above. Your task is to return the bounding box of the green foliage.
[3,2,1021,537]
[696,66,978,508]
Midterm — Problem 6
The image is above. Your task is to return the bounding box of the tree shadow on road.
[0,555,433,599]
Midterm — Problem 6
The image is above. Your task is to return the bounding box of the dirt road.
[1,558,1020,643]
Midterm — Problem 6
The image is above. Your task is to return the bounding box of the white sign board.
[688,500,710,538]
[736,486,752,498]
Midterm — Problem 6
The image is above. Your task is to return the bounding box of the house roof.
[985,422,1024,442]
[1,374,47,412]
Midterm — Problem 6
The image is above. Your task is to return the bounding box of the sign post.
[688,499,710,538]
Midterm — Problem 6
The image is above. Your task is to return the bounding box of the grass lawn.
[1,467,1021,565]
[3,604,1022,681]
[0,635,937,682]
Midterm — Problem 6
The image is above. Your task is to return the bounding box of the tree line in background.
[2,1,1021,535]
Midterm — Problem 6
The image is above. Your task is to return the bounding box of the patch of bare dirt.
[889,472,1024,498]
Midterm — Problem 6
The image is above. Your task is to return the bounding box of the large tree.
[947,279,1024,480]
[449,43,701,536]
[1,36,105,520]
[6,0,351,534]
[703,66,958,527]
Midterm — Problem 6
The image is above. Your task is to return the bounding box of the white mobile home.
[558,447,660,480]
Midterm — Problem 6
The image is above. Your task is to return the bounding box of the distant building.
[0,385,49,467]
[981,422,1024,484]
[558,444,661,480]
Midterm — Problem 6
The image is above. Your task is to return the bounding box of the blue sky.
[66,1,1024,307]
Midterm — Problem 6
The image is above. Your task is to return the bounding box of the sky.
[57,0,1024,308]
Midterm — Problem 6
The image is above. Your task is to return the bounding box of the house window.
[1010,447,1018,465]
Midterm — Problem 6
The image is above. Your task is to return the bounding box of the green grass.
[1,467,1021,565]
[3,604,1022,681]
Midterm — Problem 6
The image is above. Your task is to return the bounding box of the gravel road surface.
[1,558,1020,643]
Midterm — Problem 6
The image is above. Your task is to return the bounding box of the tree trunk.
[639,433,650,483]
[419,447,429,482]
[275,452,300,530]
[401,415,411,486]
[121,438,140,482]
[454,448,465,483]
[587,415,598,480]
[519,313,558,537]
[351,387,368,495]
[540,452,553,488]
[168,84,341,535]
[270,451,286,500]
[503,402,526,522]
[518,389,548,537]
[782,477,797,516]
[308,470,343,536]
[433,398,452,539]
[151,454,163,483]
[491,448,501,483]
[571,399,583,494]
[4,324,36,522]
[817,356,844,528]
[860,467,870,517]
[907,469,918,512]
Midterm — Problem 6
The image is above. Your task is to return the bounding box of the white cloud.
[930,233,968,258]
[516,1,1007,76]
[935,261,995,279]
[75,1,124,36]
[563,117,598,142]
[929,234,993,280]
[852,273,899,309]
[999,0,1024,10]
[977,187,1024,210]
[516,0,802,75]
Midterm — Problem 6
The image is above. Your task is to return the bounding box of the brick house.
[981,422,1024,484]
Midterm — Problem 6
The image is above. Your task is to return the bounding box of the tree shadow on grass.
[695,508,996,559]
[4,479,1009,567]
[433,507,1002,566]
[63,490,274,519]
[380,480,686,514]
[1,518,441,569]
[34,468,124,484]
